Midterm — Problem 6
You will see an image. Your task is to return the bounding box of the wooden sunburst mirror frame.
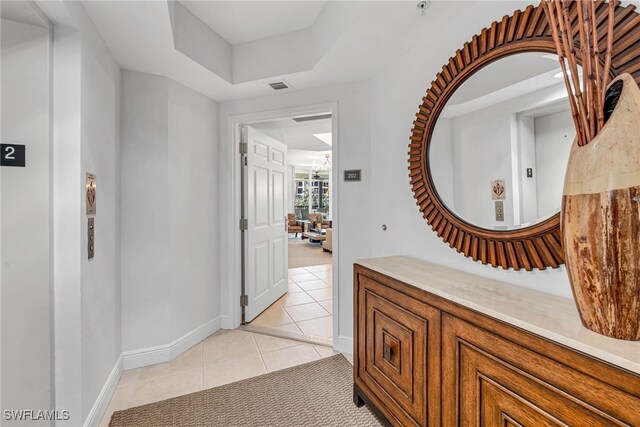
[409,1,640,271]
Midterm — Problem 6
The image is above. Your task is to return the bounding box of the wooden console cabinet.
[353,258,640,426]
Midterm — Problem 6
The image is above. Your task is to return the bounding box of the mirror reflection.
[430,52,579,230]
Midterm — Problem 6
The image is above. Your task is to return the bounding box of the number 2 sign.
[1,144,26,167]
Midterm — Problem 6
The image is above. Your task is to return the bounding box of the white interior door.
[244,126,288,322]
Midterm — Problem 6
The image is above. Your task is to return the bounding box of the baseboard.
[334,335,353,354]
[83,317,222,426]
[220,314,235,330]
[122,316,221,370]
[83,354,123,427]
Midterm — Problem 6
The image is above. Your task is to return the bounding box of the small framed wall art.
[86,173,96,215]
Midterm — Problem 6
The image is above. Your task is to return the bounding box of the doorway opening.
[239,112,335,347]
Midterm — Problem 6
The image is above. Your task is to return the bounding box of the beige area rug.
[109,355,382,427]
[288,238,332,269]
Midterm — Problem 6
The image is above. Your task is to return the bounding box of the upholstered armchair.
[287,213,302,237]
[307,212,332,231]
[322,228,332,253]
[307,212,324,231]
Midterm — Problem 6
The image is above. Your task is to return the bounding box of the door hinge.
[240,295,249,307]
[239,142,248,154]
[239,218,248,230]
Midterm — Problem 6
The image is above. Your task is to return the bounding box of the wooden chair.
[287,213,302,237]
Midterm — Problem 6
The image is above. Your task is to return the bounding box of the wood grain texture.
[563,187,640,340]
[355,263,640,397]
[353,264,640,426]
[409,2,640,270]
[562,74,640,341]
[442,314,640,426]
[354,271,440,426]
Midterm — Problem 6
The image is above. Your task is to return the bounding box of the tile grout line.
[254,267,333,339]
[312,344,323,359]
[258,340,302,357]
[287,270,331,337]
[282,306,331,323]
[293,313,332,324]
[253,333,270,373]
[109,327,331,420]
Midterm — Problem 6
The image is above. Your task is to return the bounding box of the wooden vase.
[562,73,640,341]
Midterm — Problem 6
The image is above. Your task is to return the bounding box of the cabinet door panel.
[443,314,639,426]
[481,378,562,427]
[355,274,441,426]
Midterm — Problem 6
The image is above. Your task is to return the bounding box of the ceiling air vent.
[292,113,332,123]
[268,81,290,91]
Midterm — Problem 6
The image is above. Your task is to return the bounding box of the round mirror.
[429,52,579,231]
[409,3,639,270]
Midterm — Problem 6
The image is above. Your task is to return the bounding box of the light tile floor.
[100,330,346,426]
[249,264,333,342]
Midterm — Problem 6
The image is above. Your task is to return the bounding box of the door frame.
[221,102,339,348]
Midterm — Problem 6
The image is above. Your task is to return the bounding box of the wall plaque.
[491,179,506,200]
[344,169,361,182]
[86,173,96,215]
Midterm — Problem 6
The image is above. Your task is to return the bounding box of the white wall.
[219,79,371,345]
[518,116,538,225]
[370,1,573,299]
[535,110,574,218]
[1,3,122,424]
[450,104,514,227]
[52,24,83,423]
[79,21,122,421]
[121,70,170,351]
[432,83,569,229]
[48,1,123,423]
[1,17,53,424]
[121,70,220,352]
[167,79,220,342]
[286,165,295,213]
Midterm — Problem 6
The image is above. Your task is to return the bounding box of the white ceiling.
[73,1,481,102]
[179,1,327,45]
[441,52,570,118]
[448,52,560,105]
[250,117,332,167]
[251,117,332,151]
[37,0,640,103]
[288,149,332,168]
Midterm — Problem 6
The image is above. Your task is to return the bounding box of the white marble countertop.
[356,256,640,375]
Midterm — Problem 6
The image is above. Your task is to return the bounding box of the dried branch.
[577,2,594,137]
[542,1,585,144]
[560,0,592,144]
[588,0,604,131]
[602,0,616,102]
[542,0,618,146]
